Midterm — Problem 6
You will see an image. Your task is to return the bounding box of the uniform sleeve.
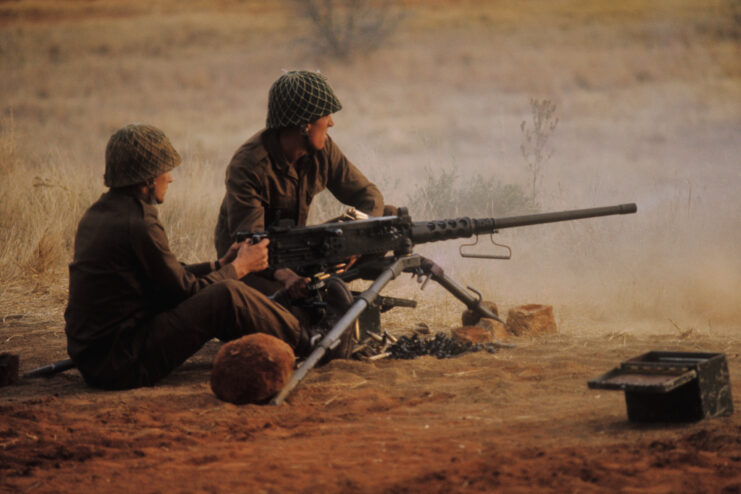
[184,262,213,277]
[325,138,385,217]
[130,212,237,303]
[224,154,267,235]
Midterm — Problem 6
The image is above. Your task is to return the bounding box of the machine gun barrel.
[236,203,637,272]
[410,203,637,244]
[486,202,636,230]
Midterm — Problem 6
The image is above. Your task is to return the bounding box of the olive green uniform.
[65,190,301,389]
[214,129,385,258]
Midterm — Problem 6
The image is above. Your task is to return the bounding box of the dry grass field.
[1,1,741,492]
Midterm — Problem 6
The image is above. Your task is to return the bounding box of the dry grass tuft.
[0,117,100,284]
[26,228,65,276]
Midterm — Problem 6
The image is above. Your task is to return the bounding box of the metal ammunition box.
[588,351,733,422]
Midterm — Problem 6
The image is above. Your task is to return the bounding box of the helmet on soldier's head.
[104,124,181,187]
[266,70,342,129]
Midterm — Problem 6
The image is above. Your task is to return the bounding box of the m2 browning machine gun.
[236,202,638,405]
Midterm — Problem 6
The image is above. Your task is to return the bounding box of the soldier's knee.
[210,279,244,301]
[220,278,244,292]
[214,278,260,305]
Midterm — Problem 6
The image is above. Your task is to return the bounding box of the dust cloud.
[1,0,739,334]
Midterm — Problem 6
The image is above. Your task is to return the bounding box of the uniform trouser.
[242,272,283,297]
[84,279,301,389]
[241,272,312,326]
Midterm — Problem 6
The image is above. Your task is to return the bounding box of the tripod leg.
[271,255,422,405]
[418,257,509,327]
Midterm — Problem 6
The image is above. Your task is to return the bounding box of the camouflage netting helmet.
[104,123,182,187]
[266,70,342,129]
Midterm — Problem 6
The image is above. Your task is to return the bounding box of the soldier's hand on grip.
[232,238,270,278]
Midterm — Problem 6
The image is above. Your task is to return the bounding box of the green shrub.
[406,167,535,219]
[288,0,405,60]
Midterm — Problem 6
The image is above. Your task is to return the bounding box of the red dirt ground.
[1,311,739,493]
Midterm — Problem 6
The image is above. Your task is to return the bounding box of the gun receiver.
[236,203,637,273]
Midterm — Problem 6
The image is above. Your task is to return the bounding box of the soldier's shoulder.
[92,190,146,217]
[79,191,152,237]
[229,130,270,170]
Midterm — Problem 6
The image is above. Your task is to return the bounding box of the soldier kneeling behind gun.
[64,123,353,390]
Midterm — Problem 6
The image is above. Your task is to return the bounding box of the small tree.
[520,98,558,203]
[288,0,405,60]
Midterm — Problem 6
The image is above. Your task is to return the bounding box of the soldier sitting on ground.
[64,123,350,390]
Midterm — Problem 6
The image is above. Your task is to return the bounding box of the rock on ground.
[210,333,295,404]
[461,301,499,326]
[506,304,557,336]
